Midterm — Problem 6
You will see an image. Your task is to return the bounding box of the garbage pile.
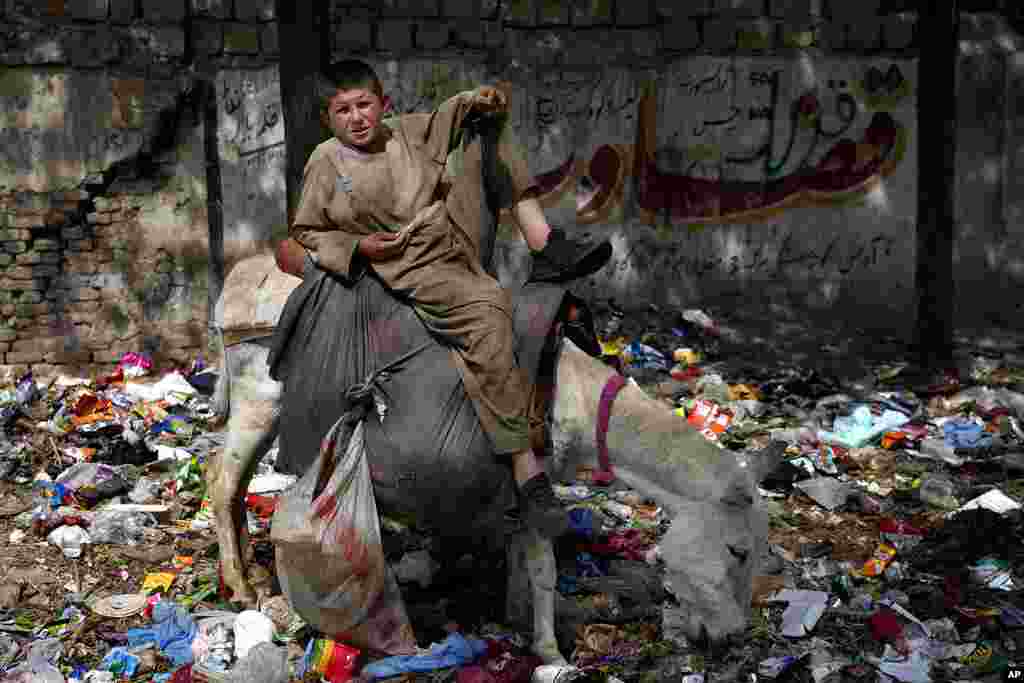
[0,306,1023,682]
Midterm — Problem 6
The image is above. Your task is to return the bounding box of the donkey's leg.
[520,528,568,666]
[209,343,281,608]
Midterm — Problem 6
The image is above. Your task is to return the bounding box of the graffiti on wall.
[617,225,898,281]
[218,69,285,158]
[503,58,915,227]
[216,68,288,254]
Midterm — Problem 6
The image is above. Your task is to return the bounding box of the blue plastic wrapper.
[126,602,197,667]
[943,418,993,449]
[15,372,38,406]
[100,647,140,678]
[360,633,487,680]
[624,342,668,370]
[575,552,609,578]
[556,575,579,595]
[568,507,595,538]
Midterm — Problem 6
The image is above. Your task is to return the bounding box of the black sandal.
[528,229,613,284]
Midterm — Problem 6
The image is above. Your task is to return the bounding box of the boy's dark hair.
[317,59,384,114]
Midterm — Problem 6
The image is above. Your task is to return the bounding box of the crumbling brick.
[5,351,44,364]
[44,351,93,363]
[12,337,64,353]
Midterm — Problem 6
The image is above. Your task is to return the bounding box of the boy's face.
[325,86,392,150]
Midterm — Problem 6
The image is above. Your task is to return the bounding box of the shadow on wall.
[85,81,213,363]
[952,21,1024,330]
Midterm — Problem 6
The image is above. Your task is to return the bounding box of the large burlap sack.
[216,253,302,346]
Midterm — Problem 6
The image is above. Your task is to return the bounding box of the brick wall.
[0,0,279,379]
[0,0,1018,381]
[325,0,921,59]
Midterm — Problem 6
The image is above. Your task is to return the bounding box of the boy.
[289,60,611,538]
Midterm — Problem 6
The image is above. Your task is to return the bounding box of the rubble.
[0,309,1022,683]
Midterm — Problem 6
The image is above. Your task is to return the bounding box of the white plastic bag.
[271,416,387,631]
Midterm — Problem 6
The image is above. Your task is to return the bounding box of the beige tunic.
[289,91,539,455]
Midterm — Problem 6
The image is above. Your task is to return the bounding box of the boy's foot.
[518,472,570,539]
[528,229,613,284]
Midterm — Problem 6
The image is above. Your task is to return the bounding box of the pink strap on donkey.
[593,373,628,486]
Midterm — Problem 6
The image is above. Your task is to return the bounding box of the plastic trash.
[916,438,964,466]
[246,473,297,495]
[99,647,139,678]
[793,477,854,511]
[623,341,668,371]
[680,309,719,336]
[122,372,198,403]
[228,642,290,683]
[969,558,1015,591]
[695,375,732,405]
[88,509,158,545]
[128,477,162,504]
[1,638,65,683]
[298,638,360,683]
[674,348,701,365]
[818,404,910,449]
[56,462,123,491]
[126,602,198,667]
[918,474,958,510]
[944,417,994,449]
[758,656,799,679]
[205,621,235,671]
[879,518,925,552]
[119,352,153,378]
[861,543,897,577]
[233,610,276,660]
[955,489,1022,515]
[360,633,487,680]
[47,524,91,559]
[768,589,829,638]
[82,672,115,683]
[876,642,932,683]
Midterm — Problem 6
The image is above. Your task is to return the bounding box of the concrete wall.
[0,0,1020,378]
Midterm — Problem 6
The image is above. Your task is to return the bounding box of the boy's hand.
[358,232,403,262]
[472,86,508,115]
